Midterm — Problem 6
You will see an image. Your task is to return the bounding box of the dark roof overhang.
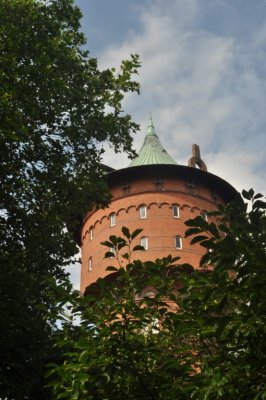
[106,164,240,204]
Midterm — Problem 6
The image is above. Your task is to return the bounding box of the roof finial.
[188,144,208,171]
[147,112,156,136]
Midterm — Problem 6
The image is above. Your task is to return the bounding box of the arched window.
[88,257,92,271]
[139,205,147,219]
[172,205,180,218]
[175,236,182,249]
[90,227,93,240]
[140,236,148,250]
[110,213,116,227]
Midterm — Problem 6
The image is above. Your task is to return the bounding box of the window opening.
[187,181,195,194]
[139,206,147,219]
[154,176,163,191]
[172,205,180,218]
[88,257,92,271]
[201,212,208,221]
[123,181,130,195]
[90,228,93,240]
[175,236,182,249]
[140,236,148,250]
[109,247,116,258]
[110,213,116,227]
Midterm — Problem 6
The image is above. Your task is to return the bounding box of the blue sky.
[69,0,266,288]
[74,0,265,193]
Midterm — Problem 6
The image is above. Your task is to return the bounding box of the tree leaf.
[133,245,145,251]
[185,227,201,237]
[122,226,130,239]
[101,240,114,248]
[190,235,208,244]
[104,251,116,259]
[131,228,143,240]
[106,266,119,272]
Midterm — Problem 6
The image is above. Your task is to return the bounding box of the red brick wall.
[80,172,223,293]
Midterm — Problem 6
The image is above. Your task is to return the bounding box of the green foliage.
[102,227,145,265]
[183,189,266,399]
[0,0,140,398]
[48,190,266,400]
[48,239,192,400]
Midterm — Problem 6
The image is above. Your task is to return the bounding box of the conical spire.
[147,113,156,136]
[128,115,177,167]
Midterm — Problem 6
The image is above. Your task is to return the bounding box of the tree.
[48,190,266,400]
[47,230,195,400]
[0,0,140,398]
[182,189,266,399]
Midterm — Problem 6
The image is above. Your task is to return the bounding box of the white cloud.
[98,0,266,196]
[207,149,265,194]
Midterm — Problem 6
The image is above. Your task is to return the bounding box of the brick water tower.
[80,116,238,294]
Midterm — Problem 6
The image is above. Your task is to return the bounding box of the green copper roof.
[128,114,178,167]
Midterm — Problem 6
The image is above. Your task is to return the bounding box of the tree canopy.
[48,190,266,400]
[0,0,140,398]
